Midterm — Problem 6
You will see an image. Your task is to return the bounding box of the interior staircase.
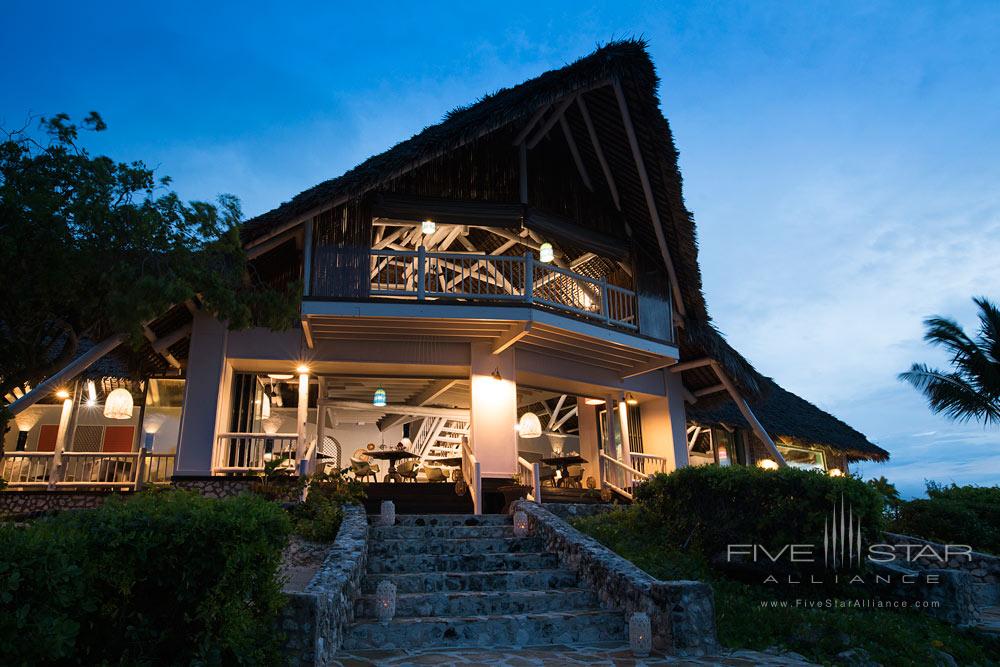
[343,513,626,650]
[413,417,469,469]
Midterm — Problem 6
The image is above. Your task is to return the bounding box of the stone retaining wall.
[0,490,117,518]
[281,504,368,666]
[883,532,1000,606]
[544,502,616,521]
[172,476,258,498]
[513,500,717,654]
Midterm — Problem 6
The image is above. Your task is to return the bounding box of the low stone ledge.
[883,532,1000,606]
[512,500,717,654]
[544,502,616,521]
[0,489,118,519]
[172,476,258,499]
[281,504,368,666]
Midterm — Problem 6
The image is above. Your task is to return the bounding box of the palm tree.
[899,297,1000,425]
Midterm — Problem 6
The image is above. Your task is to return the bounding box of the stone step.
[368,552,559,574]
[355,588,597,618]
[342,609,626,650]
[361,569,578,594]
[379,514,512,527]
[370,536,545,556]
[369,524,514,540]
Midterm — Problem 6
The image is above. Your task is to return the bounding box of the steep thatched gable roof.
[687,376,890,462]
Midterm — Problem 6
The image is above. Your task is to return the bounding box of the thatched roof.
[687,376,889,462]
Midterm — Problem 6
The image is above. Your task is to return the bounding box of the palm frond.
[899,363,1000,425]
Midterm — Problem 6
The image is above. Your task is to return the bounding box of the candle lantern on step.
[513,510,530,537]
[629,611,652,657]
[376,580,397,626]
[380,500,395,526]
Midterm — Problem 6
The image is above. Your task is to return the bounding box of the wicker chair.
[539,464,558,487]
[396,460,419,482]
[350,457,378,482]
[563,465,584,489]
[424,466,447,483]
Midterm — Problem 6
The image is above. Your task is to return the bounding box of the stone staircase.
[343,513,626,650]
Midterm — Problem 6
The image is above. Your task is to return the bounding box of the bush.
[891,483,1000,554]
[291,493,344,542]
[306,467,366,505]
[633,465,885,564]
[0,489,291,666]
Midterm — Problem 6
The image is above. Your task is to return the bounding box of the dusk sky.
[6,1,998,496]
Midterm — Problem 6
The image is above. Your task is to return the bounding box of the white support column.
[296,367,310,466]
[469,342,517,478]
[576,399,600,486]
[638,370,690,473]
[48,387,76,487]
[175,313,229,477]
[618,397,632,468]
[605,395,618,461]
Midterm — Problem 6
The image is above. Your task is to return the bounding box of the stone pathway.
[331,642,815,666]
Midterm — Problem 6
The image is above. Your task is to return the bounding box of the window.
[778,445,826,471]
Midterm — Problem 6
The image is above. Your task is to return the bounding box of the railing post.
[473,460,482,515]
[134,449,147,491]
[531,462,542,505]
[524,252,534,304]
[417,246,426,300]
[599,278,610,323]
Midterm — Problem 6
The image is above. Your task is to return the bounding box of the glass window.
[778,445,826,471]
[141,378,186,453]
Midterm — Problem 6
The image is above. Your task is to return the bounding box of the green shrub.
[0,489,291,666]
[306,467,366,505]
[291,493,344,542]
[891,483,1000,554]
[633,465,884,563]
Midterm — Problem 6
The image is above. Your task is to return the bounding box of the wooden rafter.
[559,115,592,191]
[577,95,620,210]
[526,94,578,150]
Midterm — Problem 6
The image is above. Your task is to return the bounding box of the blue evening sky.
[5,1,998,496]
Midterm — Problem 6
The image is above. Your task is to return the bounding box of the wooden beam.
[613,79,685,316]
[512,104,551,145]
[301,318,315,349]
[377,379,459,431]
[559,116,592,191]
[577,96,620,210]
[326,400,468,419]
[670,357,712,373]
[519,142,528,204]
[546,394,567,431]
[683,387,698,404]
[551,405,578,432]
[693,383,725,397]
[709,361,786,467]
[621,357,675,379]
[526,94,577,150]
[492,323,531,355]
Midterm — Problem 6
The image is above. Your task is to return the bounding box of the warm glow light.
[828,468,844,477]
[584,397,605,405]
[55,389,70,400]
[261,393,271,419]
[262,416,283,435]
[517,412,543,439]
[422,219,436,235]
[267,373,294,381]
[104,388,134,419]
[539,242,554,263]
[373,387,387,407]
[87,380,97,402]
[625,393,638,406]
[295,364,310,374]
[757,459,780,470]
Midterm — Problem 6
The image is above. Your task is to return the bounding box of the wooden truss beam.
[709,360,786,467]
[577,96,620,211]
[670,357,712,373]
[620,357,675,380]
[492,323,531,355]
[559,115,592,191]
[526,94,578,150]
[377,379,459,431]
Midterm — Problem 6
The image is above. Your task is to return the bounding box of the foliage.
[0,113,299,414]
[573,505,1000,665]
[867,475,903,520]
[890,483,1000,555]
[290,493,345,542]
[306,467,366,506]
[251,454,302,501]
[899,296,1000,425]
[0,489,290,666]
[633,465,884,564]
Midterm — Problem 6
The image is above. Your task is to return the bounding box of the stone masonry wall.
[883,532,1000,606]
[0,490,113,518]
[281,504,368,666]
[513,500,717,654]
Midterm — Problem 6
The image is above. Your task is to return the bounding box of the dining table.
[539,454,589,487]
[366,450,419,483]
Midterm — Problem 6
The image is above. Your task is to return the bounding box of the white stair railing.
[461,437,482,515]
[517,456,542,504]
[628,452,670,475]
[599,452,650,500]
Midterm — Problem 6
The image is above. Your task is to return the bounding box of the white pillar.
[637,370,689,472]
[175,313,229,477]
[295,367,310,465]
[469,342,517,478]
[576,399,600,484]
[618,397,632,467]
[48,389,75,486]
[605,395,618,460]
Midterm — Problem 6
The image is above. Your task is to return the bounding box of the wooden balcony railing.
[1,451,176,490]
[213,433,299,474]
[339,248,648,334]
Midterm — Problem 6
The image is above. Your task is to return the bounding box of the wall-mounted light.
[757,459,779,471]
[55,389,70,400]
[373,387,387,407]
[584,397,605,406]
[625,393,638,406]
[490,367,503,381]
[539,242,554,263]
[87,380,97,402]
[421,219,436,235]
[295,364,310,374]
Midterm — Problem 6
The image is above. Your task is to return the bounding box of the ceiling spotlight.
[584,397,605,405]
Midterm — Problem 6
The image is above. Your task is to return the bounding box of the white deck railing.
[461,437,483,515]
[629,452,670,475]
[213,433,299,474]
[599,452,650,500]
[517,456,543,504]
[1,451,176,490]
[367,249,639,331]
